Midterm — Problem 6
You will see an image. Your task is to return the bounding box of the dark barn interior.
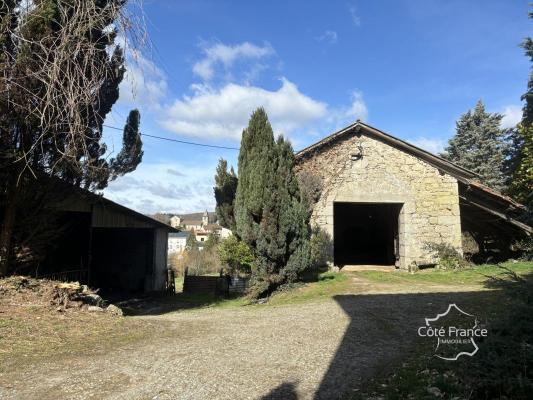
[334,202,402,266]
[458,182,532,263]
[91,228,154,292]
[38,211,91,278]
[39,214,158,293]
[33,187,175,293]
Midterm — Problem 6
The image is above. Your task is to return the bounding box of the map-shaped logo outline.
[425,303,479,361]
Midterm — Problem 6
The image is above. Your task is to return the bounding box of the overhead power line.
[103,124,240,151]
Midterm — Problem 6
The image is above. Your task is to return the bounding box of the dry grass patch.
[0,277,159,373]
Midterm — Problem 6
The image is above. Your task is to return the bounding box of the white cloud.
[107,40,371,213]
[192,41,275,81]
[348,4,361,26]
[501,104,522,128]
[160,78,328,140]
[410,137,446,155]
[317,30,338,44]
[345,91,368,121]
[324,90,368,131]
[118,51,168,108]
[104,162,216,214]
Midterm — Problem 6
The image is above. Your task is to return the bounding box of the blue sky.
[103,0,531,214]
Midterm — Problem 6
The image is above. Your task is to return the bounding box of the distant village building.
[169,215,181,228]
[168,231,189,254]
[156,210,233,255]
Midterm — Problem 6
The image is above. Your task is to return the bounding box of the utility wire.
[103,124,240,150]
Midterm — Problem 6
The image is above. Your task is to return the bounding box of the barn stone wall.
[295,132,462,269]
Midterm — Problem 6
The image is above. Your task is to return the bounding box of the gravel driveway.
[0,282,489,399]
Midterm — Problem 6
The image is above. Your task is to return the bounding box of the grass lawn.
[171,262,533,310]
[354,261,533,285]
[267,272,352,306]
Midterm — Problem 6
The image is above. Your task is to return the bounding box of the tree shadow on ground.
[104,291,242,316]
[254,287,509,399]
[111,271,333,316]
[260,381,299,399]
[310,270,532,399]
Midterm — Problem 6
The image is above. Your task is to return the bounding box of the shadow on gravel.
[305,289,499,399]
[108,292,239,316]
[260,381,299,399]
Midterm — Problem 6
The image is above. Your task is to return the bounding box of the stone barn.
[295,121,532,269]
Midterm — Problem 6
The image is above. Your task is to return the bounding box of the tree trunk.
[0,174,20,276]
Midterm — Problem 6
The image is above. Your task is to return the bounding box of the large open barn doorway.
[91,228,154,292]
[334,202,402,266]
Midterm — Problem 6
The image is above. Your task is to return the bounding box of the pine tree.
[443,101,508,191]
[214,158,238,231]
[234,108,311,297]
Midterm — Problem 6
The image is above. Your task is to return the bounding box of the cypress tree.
[214,158,238,231]
[234,108,277,246]
[234,109,311,297]
[110,109,144,179]
[443,101,507,191]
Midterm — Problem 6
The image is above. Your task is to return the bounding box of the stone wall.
[295,132,462,269]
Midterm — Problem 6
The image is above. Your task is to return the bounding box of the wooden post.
[87,205,94,286]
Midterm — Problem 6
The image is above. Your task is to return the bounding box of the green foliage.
[214,159,238,231]
[109,109,143,179]
[310,227,333,270]
[297,171,323,211]
[234,108,276,245]
[1,0,141,190]
[203,233,220,253]
[218,236,254,275]
[521,9,533,127]
[443,100,508,191]
[508,124,533,212]
[234,108,312,298]
[515,237,533,261]
[424,242,471,270]
[506,9,533,214]
[178,233,221,276]
[185,233,198,252]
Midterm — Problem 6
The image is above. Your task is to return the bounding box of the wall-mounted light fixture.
[351,143,364,161]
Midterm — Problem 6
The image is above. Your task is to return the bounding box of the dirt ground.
[0,275,495,400]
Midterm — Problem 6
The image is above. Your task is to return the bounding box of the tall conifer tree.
[214,159,238,231]
[234,108,311,297]
[234,108,276,246]
[444,101,507,191]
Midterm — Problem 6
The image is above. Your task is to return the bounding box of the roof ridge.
[295,121,478,182]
